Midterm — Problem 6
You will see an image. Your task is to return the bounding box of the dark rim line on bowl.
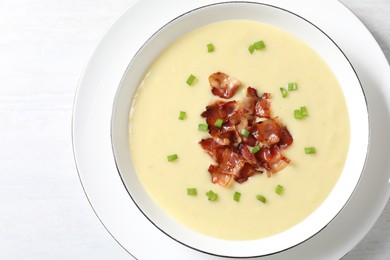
[110,1,370,259]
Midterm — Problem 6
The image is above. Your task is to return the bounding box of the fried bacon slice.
[201,101,245,145]
[237,143,259,167]
[209,122,241,145]
[234,164,261,184]
[199,138,226,163]
[208,164,233,186]
[277,126,294,149]
[209,72,241,99]
[199,73,293,186]
[252,118,281,146]
[245,87,271,118]
[218,149,246,177]
[207,148,244,186]
[255,145,291,176]
[201,101,242,129]
[234,144,263,183]
[205,145,262,185]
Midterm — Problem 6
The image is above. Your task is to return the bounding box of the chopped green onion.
[275,185,284,195]
[256,194,267,203]
[206,190,218,201]
[178,111,186,120]
[304,147,316,154]
[251,145,261,154]
[294,106,308,119]
[207,43,215,52]
[187,188,197,196]
[186,74,196,86]
[241,128,250,137]
[198,123,209,131]
[280,87,288,98]
[248,44,255,54]
[233,191,241,202]
[294,109,304,119]
[254,40,266,50]
[300,106,308,117]
[167,154,178,162]
[215,118,224,128]
[288,82,298,91]
[248,40,266,54]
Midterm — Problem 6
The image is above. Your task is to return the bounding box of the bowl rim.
[110,1,369,258]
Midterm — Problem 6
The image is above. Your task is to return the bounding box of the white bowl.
[111,2,369,257]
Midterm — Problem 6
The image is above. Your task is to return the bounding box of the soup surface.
[128,20,350,240]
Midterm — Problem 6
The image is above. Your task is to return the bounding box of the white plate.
[72,0,390,259]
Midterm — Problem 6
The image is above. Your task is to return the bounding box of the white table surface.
[0,0,389,259]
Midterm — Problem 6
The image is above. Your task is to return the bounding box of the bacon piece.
[252,119,281,146]
[245,87,271,118]
[250,119,293,148]
[277,126,293,149]
[199,138,226,163]
[241,134,258,147]
[237,143,259,167]
[239,123,258,147]
[207,145,263,186]
[201,101,241,128]
[207,148,244,187]
[201,101,245,145]
[218,149,245,177]
[255,93,271,118]
[255,145,290,176]
[201,100,250,131]
[208,164,233,186]
[235,117,258,147]
[209,72,241,99]
[209,122,241,145]
[233,144,263,183]
[234,164,261,184]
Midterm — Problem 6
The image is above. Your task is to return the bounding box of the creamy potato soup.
[128,20,350,240]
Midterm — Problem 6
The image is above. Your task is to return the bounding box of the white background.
[0,0,389,259]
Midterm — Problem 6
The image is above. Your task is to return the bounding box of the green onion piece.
[187,188,197,196]
[294,106,309,119]
[256,194,267,203]
[304,147,316,154]
[241,128,250,137]
[186,74,196,86]
[248,44,255,54]
[207,43,215,52]
[294,109,303,119]
[215,118,224,128]
[300,106,308,117]
[288,82,298,91]
[275,185,284,195]
[254,40,266,50]
[167,154,178,162]
[198,123,209,131]
[251,145,261,154]
[206,190,218,201]
[178,111,186,120]
[233,191,241,202]
[280,87,288,98]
